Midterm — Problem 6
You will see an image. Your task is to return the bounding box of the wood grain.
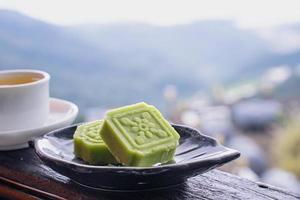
[0,183,39,200]
[0,148,299,200]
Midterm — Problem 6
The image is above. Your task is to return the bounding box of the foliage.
[274,120,300,178]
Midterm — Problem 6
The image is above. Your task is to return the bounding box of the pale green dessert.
[100,102,180,167]
[73,120,118,165]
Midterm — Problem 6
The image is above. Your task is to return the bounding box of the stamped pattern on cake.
[119,112,169,145]
[78,122,103,144]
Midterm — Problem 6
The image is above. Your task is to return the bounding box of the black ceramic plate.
[33,124,240,191]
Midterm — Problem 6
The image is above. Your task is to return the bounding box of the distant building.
[232,99,282,130]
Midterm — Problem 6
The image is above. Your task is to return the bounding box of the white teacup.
[0,69,50,132]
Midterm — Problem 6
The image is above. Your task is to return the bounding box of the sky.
[0,0,300,29]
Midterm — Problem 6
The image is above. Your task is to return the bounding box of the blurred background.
[1,0,300,193]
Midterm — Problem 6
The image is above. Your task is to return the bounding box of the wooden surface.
[0,148,299,200]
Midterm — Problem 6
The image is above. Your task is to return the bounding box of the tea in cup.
[0,69,50,132]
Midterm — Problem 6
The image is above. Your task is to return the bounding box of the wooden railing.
[0,148,299,200]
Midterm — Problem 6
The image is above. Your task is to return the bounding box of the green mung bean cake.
[100,102,180,167]
[73,120,118,165]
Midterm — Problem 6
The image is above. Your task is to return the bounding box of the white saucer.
[0,98,78,150]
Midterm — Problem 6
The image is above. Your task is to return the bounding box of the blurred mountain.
[238,23,300,80]
[0,9,299,109]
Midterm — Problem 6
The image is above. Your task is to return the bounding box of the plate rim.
[34,123,240,170]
